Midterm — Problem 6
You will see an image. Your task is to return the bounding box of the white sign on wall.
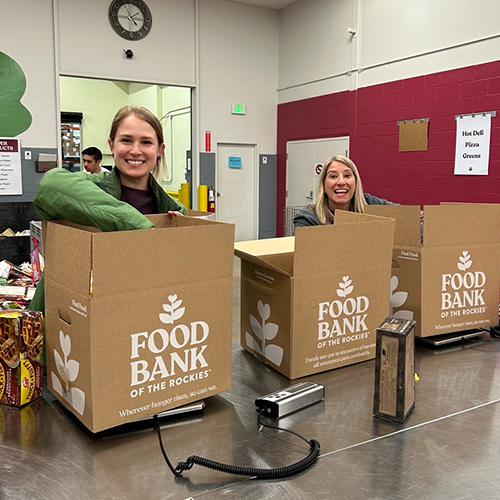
[0,138,23,195]
[454,114,491,176]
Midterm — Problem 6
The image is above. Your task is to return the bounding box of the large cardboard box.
[44,214,234,432]
[365,204,500,337]
[235,211,395,379]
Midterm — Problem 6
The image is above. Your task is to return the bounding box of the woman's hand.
[167,211,183,217]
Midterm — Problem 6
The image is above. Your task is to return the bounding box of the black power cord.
[154,411,320,479]
[489,325,500,339]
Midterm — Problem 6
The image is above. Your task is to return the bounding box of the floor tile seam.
[318,397,500,460]
[170,399,500,497]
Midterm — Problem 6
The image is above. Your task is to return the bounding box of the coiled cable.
[154,410,320,479]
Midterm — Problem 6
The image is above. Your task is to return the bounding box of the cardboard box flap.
[264,253,294,276]
[294,215,395,276]
[235,251,294,276]
[364,205,421,247]
[45,221,93,294]
[91,222,234,296]
[423,204,500,246]
[235,237,294,256]
[235,238,295,276]
[146,213,219,229]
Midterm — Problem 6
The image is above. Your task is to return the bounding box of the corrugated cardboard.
[235,211,396,379]
[365,204,500,337]
[373,317,416,423]
[44,214,234,432]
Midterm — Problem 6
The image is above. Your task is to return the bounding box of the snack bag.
[0,311,44,406]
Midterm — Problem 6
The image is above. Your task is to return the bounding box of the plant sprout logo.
[457,251,472,272]
[390,276,414,320]
[337,276,353,297]
[51,331,85,416]
[318,276,370,340]
[441,251,486,312]
[159,294,185,324]
[245,300,283,366]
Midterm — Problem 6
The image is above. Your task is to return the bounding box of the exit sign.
[231,103,246,115]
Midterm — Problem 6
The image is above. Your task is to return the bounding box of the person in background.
[81,146,109,174]
[293,155,395,228]
[30,106,186,312]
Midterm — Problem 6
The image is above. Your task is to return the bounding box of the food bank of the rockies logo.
[130,295,211,398]
[441,251,487,318]
[318,276,370,347]
[245,300,283,366]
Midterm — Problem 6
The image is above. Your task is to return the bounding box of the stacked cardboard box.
[235,211,395,379]
[366,204,500,337]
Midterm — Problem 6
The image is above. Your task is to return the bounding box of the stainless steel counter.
[2,333,500,499]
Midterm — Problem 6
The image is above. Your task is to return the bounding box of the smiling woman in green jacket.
[30,106,187,312]
[34,106,186,231]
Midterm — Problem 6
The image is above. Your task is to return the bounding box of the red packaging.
[0,311,44,407]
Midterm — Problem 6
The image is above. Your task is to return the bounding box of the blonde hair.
[314,155,366,224]
[109,106,167,180]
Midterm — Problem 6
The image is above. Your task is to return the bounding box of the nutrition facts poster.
[0,138,23,195]
[454,114,491,176]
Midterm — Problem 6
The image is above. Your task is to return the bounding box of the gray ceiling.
[227,0,297,10]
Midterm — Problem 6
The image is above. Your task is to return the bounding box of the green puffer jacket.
[34,167,186,231]
[29,167,187,312]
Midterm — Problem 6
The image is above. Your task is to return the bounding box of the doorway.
[286,137,349,207]
[59,76,192,195]
[216,142,258,242]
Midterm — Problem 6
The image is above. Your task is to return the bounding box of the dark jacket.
[293,193,395,228]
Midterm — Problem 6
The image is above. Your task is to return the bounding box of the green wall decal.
[0,52,32,136]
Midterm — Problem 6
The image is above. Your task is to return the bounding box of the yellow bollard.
[179,182,190,209]
[198,184,208,212]
[165,190,179,200]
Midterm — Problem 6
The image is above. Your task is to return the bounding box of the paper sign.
[0,138,23,195]
[228,156,242,169]
[454,114,491,175]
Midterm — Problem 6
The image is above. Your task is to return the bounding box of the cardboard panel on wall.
[398,120,429,152]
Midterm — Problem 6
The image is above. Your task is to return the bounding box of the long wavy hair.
[314,155,366,224]
[109,106,167,180]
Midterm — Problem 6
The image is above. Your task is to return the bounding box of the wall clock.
[109,1,153,41]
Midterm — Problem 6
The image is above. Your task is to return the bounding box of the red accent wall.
[277,60,500,236]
